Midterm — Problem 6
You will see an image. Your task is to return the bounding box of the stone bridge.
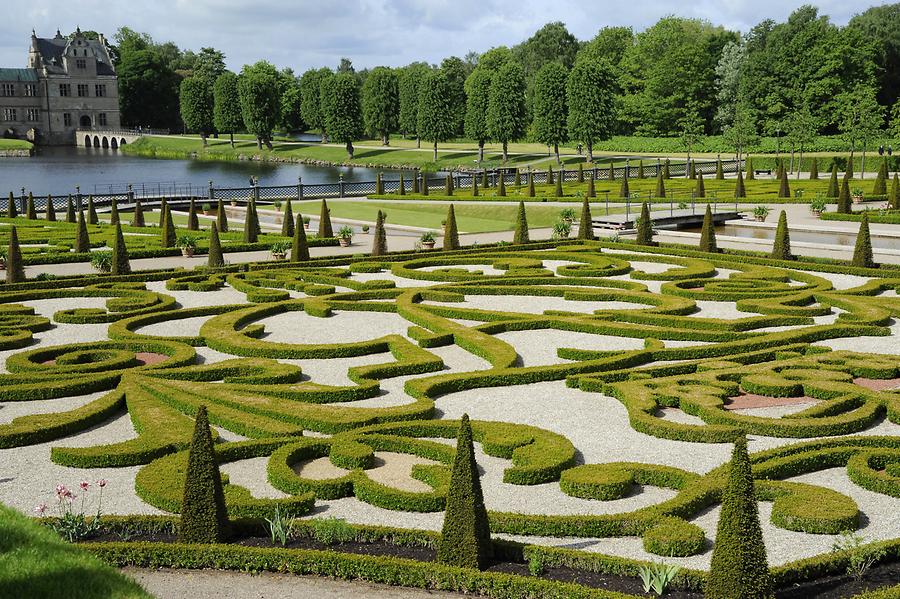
[74,128,143,149]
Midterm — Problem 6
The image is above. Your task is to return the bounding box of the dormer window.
[76,58,86,69]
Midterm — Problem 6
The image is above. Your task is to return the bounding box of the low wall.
[0,148,32,158]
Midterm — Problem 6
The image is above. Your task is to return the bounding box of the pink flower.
[96,479,107,488]
[66,493,76,504]
[79,481,90,491]
[33,503,48,516]
[55,484,69,499]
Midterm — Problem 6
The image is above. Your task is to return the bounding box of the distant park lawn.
[0,139,32,150]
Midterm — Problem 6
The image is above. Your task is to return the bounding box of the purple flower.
[33,503,48,516]
[96,479,107,488]
[55,484,69,499]
[79,480,90,491]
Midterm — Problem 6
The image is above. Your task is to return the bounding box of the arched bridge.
[74,129,143,149]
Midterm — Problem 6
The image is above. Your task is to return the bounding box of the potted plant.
[270,240,290,260]
[273,200,282,211]
[361,224,370,234]
[303,216,311,230]
[0,248,6,270]
[420,231,436,250]
[177,234,197,257]
[558,207,576,224]
[851,187,865,203]
[552,219,571,240]
[337,225,353,247]
[810,197,827,216]
[753,205,770,222]
[202,203,212,216]
[90,251,112,273]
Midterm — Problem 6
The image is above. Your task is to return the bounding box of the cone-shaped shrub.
[110,223,131,275]
[770,211,793,260]
[436,414,492,570]
[852,211,876,269]
[873,161,888,197]
[619,175,629,199]
[706,436,774,599]
[699,204,717,253]
[481,170,488,189]
[45,195,56,222]
[608,162,615,181]
[527,171,535,197]
[843,167,852,183]
[587,175,596,198]
[290,214,310,262]
[499,173,507,197]
[87,196,98,225]
[554,173,562,197]
[109,198,120,226]
[513,201,529,244]
[746,156,754,180]
[5,226,24,284]
[66,195,75,223]
[472,175,479,197]
[412,172,420,194]
[7,192,16,218]
[547,166,554,185]
[515,169,522,186]
[371,210,388,256]
[688,160,696,179]
[75,211,90,253]
[421,174,429,196]
[243,200,259,243]
[663,159,671,179]
[655,172,666,198]
[187,199,199,231]
[375,173,383,195]
[695,171,705,198]
[398,174,405,196]
[635,202,654,245]
[891,173,900,209]
[132,199,145,227]
[281,200,294,238]
[179,405,230,544]
[716,159,724,179]
[638,161,645,179]
[837,178,851,214]
[778,168,790,198]
[26,193,36,220]
[734,170,746,199]
[443,204,460,250]
[216,199,228,233]
[826,164,839,197]
[207,223,225,267]
[161,204,176,248]
[809,157,819,180]
[577,196,593,240]
[317,199,333,238]
[445,174,453,196]
[158,198,168,228]
[577,163,584,183]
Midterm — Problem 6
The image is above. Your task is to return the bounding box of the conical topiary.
[608,162,615,181]
[837,178,851,214]
[809,157,819,180]
[398,173,406,196]
[695,171,705,198]
[132,199,145,227]
[45,195,56,222]
[161,204,176,248]
[66,195,75,223]
[547,166,554,185]
[187,199,199,231]
[655,171,666,198]
[207,223,225,268]
[716,159,724,180]
[179,405,230,544]
[499,173,507,197]
[577,196,593,240]
[515,168,522,186]
[472,175,479,197]
[436,414,493,570]
[619,174,629,199]
[826,164,839,197]
[216,199,228,233]
[663,159,671,179]
[7,192,17,218]
[421,174,429,196]
[746,156,754,180]
[109,198,120,226]
[527,171,535,197]
[281,200,294,238]
[5,226,24,284]
[445,174,453,196]
[243,200,259,243]
[481,170,488,189]
[371,210,388,256]
[110,223,131,275]
[158,198,168,228]
[734,170,746,199]
[699,204,717,253]
[635,202,654,245]
[587,175,596,198]
[513,201,529,244]
[770,210,793,260]
[412,172,420,194]
[317,199,332,238]
[554,173,562,197]
[890,173,900,209]
[443,204,460,251]
[87,195,98,225]
[706,436,774,599]
[577,163,584,183]
[291,214,310,262]
[873,161,888,197]
[375,173,383,195]
[688,160,696,180]
[852,211,876,269]
[26,193,36,220]
[75,210,90,253]
[638,161,645,179]
[778,168,790,198]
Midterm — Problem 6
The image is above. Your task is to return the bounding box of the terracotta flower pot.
[339,238,351,247]
[852,194,864,204]
[272,252,286,260]
[181,248,195,257]
[422,241,436,250]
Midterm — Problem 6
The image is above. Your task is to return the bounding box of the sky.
[0,0,888,72]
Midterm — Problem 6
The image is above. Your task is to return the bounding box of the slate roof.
[0,68,38,82]
[35,36,115,76]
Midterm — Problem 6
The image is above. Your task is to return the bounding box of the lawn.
[0,139,32,150]
[0,503,151,599]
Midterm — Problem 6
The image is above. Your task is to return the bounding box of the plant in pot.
[90,251,112,273]
[202,203,212,216]
[177,234,198,257]
[303,216,311,229]
[0,248,6,270]
[270,240,290,260]
[558,207,576,224]
[851,187,865,203]
[753,205,770,222]
[361,225,370,234]
[552,219,572,240]
[810,197,827,216]
[420,231,436,250]
[337,225,353,247]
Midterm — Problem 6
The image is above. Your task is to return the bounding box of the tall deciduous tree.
[417,69,455,162]
[117,49,181,129]
[322,73,364,159]
[300,68,332,142]
[464,68,493,163]
[238,61,281,149]
[440,56,469,135]
[180,76,215,145]
[398,63,430,146]
[362,67,399,145]
[487,62,527,162]
[566,59,617,163]
[836,85,884,178]
[277,69,305,133]
[213,72,243,147]
[532,62,568,164]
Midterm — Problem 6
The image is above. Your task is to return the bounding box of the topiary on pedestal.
[770,210,793,261]
[291,214,309,262]
[5,226,24,284]
[179,405,230,544]
[443,204,460,250]
[699,204,717,253]
[75,211,90,253]
[577,196,593,240]
[208,223,225,268]
[371,210,388,256]
[852,211,876,269]
[110,223,131,275]
[436,414,492,570]
[513,201,529,244]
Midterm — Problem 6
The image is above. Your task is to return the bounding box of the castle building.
[0,28,120,145]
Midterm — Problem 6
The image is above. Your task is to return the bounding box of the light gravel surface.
[423,294,649,315]
[495,330,644,366]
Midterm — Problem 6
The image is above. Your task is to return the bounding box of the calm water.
[0,145,410,197]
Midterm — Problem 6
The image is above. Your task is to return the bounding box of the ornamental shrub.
[5,226,24,284]
[216,199,228,233]
[26,193,36,220]
[187,199,199,231]
[443,204,460,250]
[436,414,492,570]
[445,174,453,196]
[770,210,793,261]
[66,195,75,223]
[891,174,899,209]
[547,166,554,185]
[515,169,522,186]
[421,174,429,196]
[45,195,56,222]
[655,171,666,198]
[375,173,383,195]
[281,199,294,238]
[852,211,875,269]
[109,198,120,226]
[371,210,388,256]
[608,162,615,181]
[663,158,671,179]
[481,170,488,189]
[577,196,593,240]
[471,175,479,197]
[553,173,561,197]
[513,202,529,244]
[243,200,259,243]
[158,198,168,228]
[398,174,406,196]
[179,405,230,544]
[208,223,225,267]
[6,192,15,218]
[873,160,888,196]
[837,178,851,214]
[638,161,645,179]
[688,161,696,179]
[705,436,774,599]
[587,175,596,198]
[291,214,310,262]
[75,211,90,253]
[695,171,705,198]
[132,199,145,228]
[778,168,790,198]
[809,157,819,179]
[734,170,746,199]
[161,204,176,248]
[110,223,131,275]
[499,173,507,197]
[577,163,584,182]
[619,174,629,199]
[412,172,420,193]
[317,199,333,238]
[527,171,535,197]
[746,156,754,180]
[716,159,724,180]
[698,204,717,253]
[635,202,654,245]
[826,164,839,197]
[88,195,98,225]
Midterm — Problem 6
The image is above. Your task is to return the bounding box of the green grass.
[0,139,32,150]
[0,503,151,599]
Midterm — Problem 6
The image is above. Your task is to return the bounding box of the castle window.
[98,113,107,126]
[76,58,86,69]
[26,109,39,122]
[59,84,71,97]
[77,84,89,97]
[63,113,72,127]
[24,84,36,97]
[0,84,14,97]
[94,84,106,97]
[3,108,17,121]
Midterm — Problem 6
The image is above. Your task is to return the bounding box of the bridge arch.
[110,138,118,149]
[120,138,127,146]
[93,135,100,148]
[101,137,109,149]
[83,135,91,147]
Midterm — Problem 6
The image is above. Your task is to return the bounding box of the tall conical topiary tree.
[746,156,754,180]
[635,202,654,246]
[7,192,17,218]
[443,204,460,250]
[516,168,523,186]
[75,210,90,253]
[132,199,145,227]
[577,163,584,183]
[87,195,98,225]
[291,214,310,262]
[655,171,666,198]
[445,174,454,196]
[608,161,615,181]
[187,199,199,231]
[778,167,790,198]
[837,178,851,214]
[110,223,131,275]
[890,173,900,209]
[5,226,25,284]
[734,170,746,199]
[109,198,120,226]
[554,172,562,197]
[281,199,294,238]
[371,210,388,256]
[873,160,888,197]
[216,199,228,233]
[705,436,774,599]
[716,159,724,180]
[421,174,429,196]
[66,195,75,223]
[179,405,230,544]
[619,174,629,199]
[770,210,793,261]
[481,170,488,189]
[161,204,176,248]
[317,199,333,238]
[826,164,839,197]
[638,161,645,179]
[436,414,493,570]
[207,223,225,268]
[547,166,554,185]
[412,171,420,194]
[526,171,535,197]
[695,171,705,198]
[587,175,596,198]
[852,211,876,269]
[45,195,56,222]
[243,200,259,243]
[26,193,36,220]
[699,204,717,253]
[499,173,507,197]
[688,160,696,179]
[663,159,671,179]
[398,173,406,196]
[809,157,819,180]
[158,198,168,228]
[471,175,479,197]
[577,196,593,240]
[513,201,529,244]
[375,173,383,195]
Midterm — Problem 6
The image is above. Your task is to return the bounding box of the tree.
[577,196,593,240]
[300,68,332,142]
[436,414,492,570]
[277,69,305,133]
[635,202,654,245]
[371,210,388,256]
[464,68,493,163]
[75,211,90,253]
[678,110,705,170]
[110,223,131,275]
[243,200,259,243]
[515,22,579,78]
[417,70,455,162]
[132,199,145,227]
[724,102,759,162]
[443,204,460,250]
[440,57,469,135]
[88,196,98,225]
[187,199,199,231]
[161,204,176,248]
[180,76,215,145]
[216,199,228,233]
[281,200,294,237]
[213,72,242,147]
[45,196,56,222]
[532,62,569,164]
[238,61,281,149]
[179,406,230,544]
[291,214,310,262]
[852,211,876,269]
[849,4,900,108]
[699,204,717,252]
[5,226,24,284]
[578,26,633,67]
[25,194,35,220]
[317,199,333,238]
[487,62,527,162]
[362,67,399,145]
[714,41,747,131]
[207,224,224,268]
[837,178,852,214]
[771,210,793,260]
[398,63,430,146]
[784,103,818,178]
[837,85,884,178]
[513,202,529,244]
[117,49,181,128]
[322,73,364,159]
[567,60,617,162]
[705,436,774,599]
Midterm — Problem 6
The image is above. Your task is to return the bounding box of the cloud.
[0,0,885,72]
